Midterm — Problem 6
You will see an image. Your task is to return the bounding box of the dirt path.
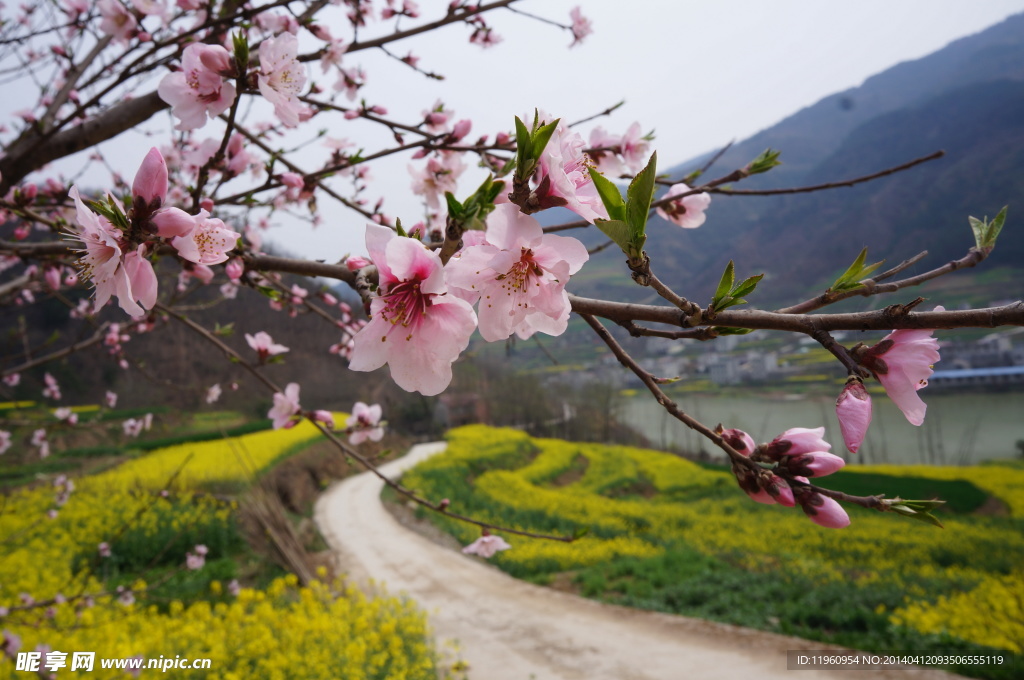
[314,443,961,680]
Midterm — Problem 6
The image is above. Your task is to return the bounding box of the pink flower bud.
[836,380,872,453]
[312,410,335,429]
[44,267,62,290]
[799,493,851,529]
[199,198,214,212]
[766,427,830,460]
[280,172,304,189]
[132,147,168,207]
[425,112,447,126]
[345,255,371,271]
[784,451,846,478]
[151,207,195,238]
[197,44,234,76]
[720,428,756,456]
[449,118,472,141]
[225,257,244,281]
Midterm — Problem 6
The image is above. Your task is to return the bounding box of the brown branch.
[567,100,625,128]
[303,0,520,60]
[570,294,1024,332]
[710,150,945,197]
[0,92,169,195]
[1,324,110,378]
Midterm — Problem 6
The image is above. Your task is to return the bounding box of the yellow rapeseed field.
[1,414,443,679]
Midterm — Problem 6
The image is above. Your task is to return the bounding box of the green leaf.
[889,504,944,528]
[714,326,755,336]
[970,205,1008,252]
[232,32,249,73]
[588,168,626,222]
[444,192,463,219]
[747,148,782,175]
[830,247,885,293]
[731,274,764,300]
[214,322,235,337]
[513,116,532,179]
[531,119,560,160]
[885,498,946,528]
[257,286,281,301]
[625,151,657,238]
[593,219,632,252]
[571,526,590,540]
[711,261,763,312]
[713,260,735,308]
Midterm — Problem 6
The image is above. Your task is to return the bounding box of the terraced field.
[401,425,1024,680]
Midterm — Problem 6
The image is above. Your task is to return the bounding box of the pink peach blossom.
[618,122,651,174]
[534,123,608,223]
[257,33,309,128]
[462,534,511,558]
[206,384,222,404]
[347,401,384,444]
[157,43,237,131]
[410,154,465,212]
[42,372,61,400]
[245,331,289,360]
[348,224,477,396]
[656,183,711,229]
[268,382,301,429]
[98,0,137,43]
[68,186,156,317]
[587,126,624,177]
[170,211,240,265]
[860,312,942,426]
[568,6,593,46]
[445,203,589,341]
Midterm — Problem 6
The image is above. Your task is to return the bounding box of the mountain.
[575,12,1024,307]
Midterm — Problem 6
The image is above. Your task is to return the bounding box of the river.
[620,390,1024,465]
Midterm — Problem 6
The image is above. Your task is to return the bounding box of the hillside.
[572,13,1024,307]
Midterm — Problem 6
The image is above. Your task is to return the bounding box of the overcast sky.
[6,1,1024,260]
[279,0,1024,259]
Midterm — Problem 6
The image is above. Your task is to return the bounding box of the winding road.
[314,443,961,680]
